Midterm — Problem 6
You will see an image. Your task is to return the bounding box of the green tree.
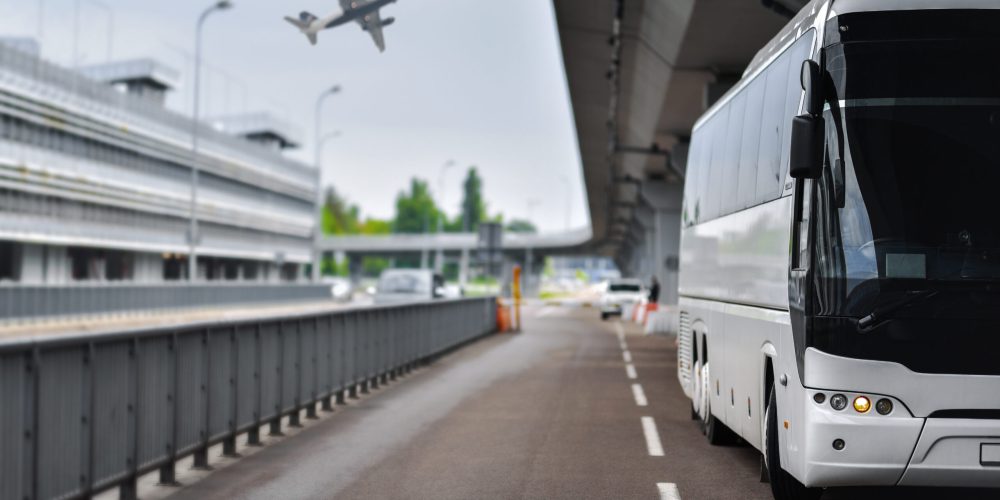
[321,186,361,235]
[505,219,537,234]
[393,178,440,234]
[361,218,392,235]
[459,167,487,232]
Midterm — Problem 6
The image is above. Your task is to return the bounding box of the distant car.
[600,278,645,320]
[374,269,446,305]
[322,277,353,303]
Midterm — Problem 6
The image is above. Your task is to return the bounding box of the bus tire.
[765,389,821,500]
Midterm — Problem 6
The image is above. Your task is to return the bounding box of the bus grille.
[677,311,693,391]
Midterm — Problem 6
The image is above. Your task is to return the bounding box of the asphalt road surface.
[146,306,996,500]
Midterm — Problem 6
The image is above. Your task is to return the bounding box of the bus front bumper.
[801,392,1000,488]
[898,419,1000,488]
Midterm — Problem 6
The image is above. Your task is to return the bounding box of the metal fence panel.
[175,333,206,455]
[280,323,298,413]
[0,353,26,500]
[208,328,234,442]
[235,325,258,431]
[259,323,281,422]
[315,317,332,400]
[0,297,497,500]
[89,342,126,485]
[0,284,333,325]
[299,320,317,406]
[37,347,85,500]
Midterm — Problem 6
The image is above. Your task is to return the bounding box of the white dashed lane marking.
[623,350,632,363]
[641,416,664,457]
[657,482,682,500]
[625,364,637,379]
[631,384,648,407]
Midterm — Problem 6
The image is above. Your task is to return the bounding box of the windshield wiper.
[857,290,939,332]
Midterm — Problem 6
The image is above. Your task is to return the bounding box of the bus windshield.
[816,12,1000,317]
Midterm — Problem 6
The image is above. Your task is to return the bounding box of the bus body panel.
[679,197,792,311]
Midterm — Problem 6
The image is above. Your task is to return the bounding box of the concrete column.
[134,253,164,282]
[459,248,470,287]
[46,246,70,284]
[18,244,44,284]
[524,246,533,297]
[640,181,683,306]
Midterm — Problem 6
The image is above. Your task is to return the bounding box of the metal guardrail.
[0,297,498,500]
[0,284,334,324]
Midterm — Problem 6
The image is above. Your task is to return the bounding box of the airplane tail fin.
[285,12,319,45]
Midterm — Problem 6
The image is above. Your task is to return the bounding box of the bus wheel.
[765,389,821,500]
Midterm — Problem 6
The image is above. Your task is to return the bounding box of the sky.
[0,0,588,233]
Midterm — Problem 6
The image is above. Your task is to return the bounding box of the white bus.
[677,1,1000,498]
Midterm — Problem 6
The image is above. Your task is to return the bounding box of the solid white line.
[623,350,632,363]
[625,364,637,379]
[631,383,648,406]
[641,416,664,457]
[657,482,681,500]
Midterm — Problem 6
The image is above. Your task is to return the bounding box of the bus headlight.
[830,394,848,411]
[853,396,872,413]
[875,398,893,415]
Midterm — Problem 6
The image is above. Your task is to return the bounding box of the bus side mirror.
[800,60,823,116]
[790,114,825,179]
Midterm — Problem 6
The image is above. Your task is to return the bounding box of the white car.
[600,279,645,320]
[322,276,354,303]
[374,269,446,305]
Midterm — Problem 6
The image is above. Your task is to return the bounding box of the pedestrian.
[648,276,660,304]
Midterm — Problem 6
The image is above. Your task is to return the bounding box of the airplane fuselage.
[306,0,395,34]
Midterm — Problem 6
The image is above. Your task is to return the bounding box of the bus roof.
[695,0,1000,133]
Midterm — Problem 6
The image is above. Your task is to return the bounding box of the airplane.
[285,0,397,52]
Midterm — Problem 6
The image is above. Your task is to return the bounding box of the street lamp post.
[524,198,542,295]
[434,160,456,273]
[312,86,342,282]
[188,0,233,282]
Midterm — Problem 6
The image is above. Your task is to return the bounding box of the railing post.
[223,326,240,458]
[270,322,284,437]
[192,330,212,470]
[83,343,95,497]
[321,316,334,412]
[121,338,140,499]
[159,333,181,485]
[306,318,320,419]
[288,321,302,428]
[248,324,263,446]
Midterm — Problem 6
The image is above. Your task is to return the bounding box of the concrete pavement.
[150,306,996,500]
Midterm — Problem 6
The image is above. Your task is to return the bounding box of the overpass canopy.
[552,0,807,260]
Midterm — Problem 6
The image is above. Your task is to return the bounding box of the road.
[140,306,995,500]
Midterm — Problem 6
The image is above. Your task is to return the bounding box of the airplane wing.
[364,10,387,53]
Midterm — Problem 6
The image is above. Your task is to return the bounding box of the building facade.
[0,42,316,284]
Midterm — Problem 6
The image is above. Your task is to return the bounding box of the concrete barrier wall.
[0,284,334,324]
[0,297,497,500]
